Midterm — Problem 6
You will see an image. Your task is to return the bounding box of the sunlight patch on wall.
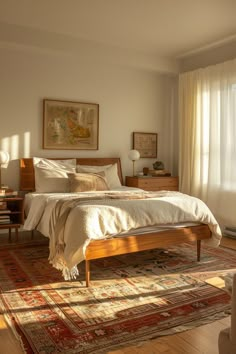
[24,132,31,157]
[1,132,31,160]
[10,135,19,160]
[1,137,10,154]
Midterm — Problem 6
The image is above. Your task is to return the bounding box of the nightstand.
[0,197,24,242]
[126,176,179,191]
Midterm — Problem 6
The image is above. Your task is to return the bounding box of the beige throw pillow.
[76,163,121,189]
[67,172,109,192]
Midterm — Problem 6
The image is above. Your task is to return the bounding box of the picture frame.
[43,99,99,150]
[133,132,157,158]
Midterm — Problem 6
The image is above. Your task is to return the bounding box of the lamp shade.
[0,151,9,165]
[128,149,140,161]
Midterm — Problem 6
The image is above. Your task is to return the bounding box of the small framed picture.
[43,99,99,150]
[133,132,157,158]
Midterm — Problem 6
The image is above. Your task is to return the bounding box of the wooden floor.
[0,232,235,354]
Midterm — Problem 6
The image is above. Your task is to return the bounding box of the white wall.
[0,42,178,190]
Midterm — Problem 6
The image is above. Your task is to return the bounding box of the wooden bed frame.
[20,157,212,287]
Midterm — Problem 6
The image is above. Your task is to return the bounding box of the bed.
[20,157,222,286]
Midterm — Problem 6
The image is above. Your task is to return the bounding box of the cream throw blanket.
[45,191,222,280]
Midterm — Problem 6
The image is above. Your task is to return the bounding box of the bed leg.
[85,260,90,287]
[197,240,201,261]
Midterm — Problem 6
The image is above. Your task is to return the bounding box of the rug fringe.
[94,309,230,353]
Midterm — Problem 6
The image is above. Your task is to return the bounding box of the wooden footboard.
[84,224,211,287]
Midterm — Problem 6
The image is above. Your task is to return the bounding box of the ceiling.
[0,0,236,60]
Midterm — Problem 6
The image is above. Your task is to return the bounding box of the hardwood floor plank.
[152,335,201,354]
[0,315,24,354]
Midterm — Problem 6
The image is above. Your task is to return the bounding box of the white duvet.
[23,190,222,280]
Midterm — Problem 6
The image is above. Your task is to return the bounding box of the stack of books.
[149,170,171,177]
[0,208,11,224]
[0,189,17,198]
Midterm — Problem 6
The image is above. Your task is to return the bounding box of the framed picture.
[43,99,99,150]
[133,132,157,158]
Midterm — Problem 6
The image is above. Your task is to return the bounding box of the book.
[0,194,18,199]
[0,216,11,221]
[0,215,10,218]
[151,173,171,177]
[0,209,11,214]
[0,201,7,209]
[149,169,171,176]
[0,189,18,198]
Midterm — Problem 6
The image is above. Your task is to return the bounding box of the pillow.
[33,158,76,193]
[76,163,122,189]
[33,157,76,169]
[67,172,109,192]
[76,164,112,173]
[104,164,122,189]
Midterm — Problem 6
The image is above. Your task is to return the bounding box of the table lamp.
[0,151,9,188]
[128,149,140,176]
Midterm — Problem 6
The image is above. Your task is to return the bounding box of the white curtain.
[179,58,236,228]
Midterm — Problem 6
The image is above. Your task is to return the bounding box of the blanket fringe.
[49,244,79,280]
[62,266,79,281]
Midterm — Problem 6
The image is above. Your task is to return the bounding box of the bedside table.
[126,176,179,191]
[0,197,24,242]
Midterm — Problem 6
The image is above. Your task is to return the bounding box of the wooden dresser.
[125,176,179,191]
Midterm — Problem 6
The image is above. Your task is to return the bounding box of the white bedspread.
[24,190,222,280]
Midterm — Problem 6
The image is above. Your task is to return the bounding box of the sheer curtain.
[179,58,236,228]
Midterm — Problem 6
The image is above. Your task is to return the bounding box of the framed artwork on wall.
[133,132,157,158]
[43,99,99,150]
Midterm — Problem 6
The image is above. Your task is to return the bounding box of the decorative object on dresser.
[128,149,140,176]
[0,197,24,242]
[153,160,165,170]
[133,132,157,158]
[126,175,179,191]
[149,169,171,176]
[143,167,149,176]
[151,160,171,176]
[0,150,9,189]
[43,99,99,150]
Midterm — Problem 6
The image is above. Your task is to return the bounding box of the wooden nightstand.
[126,176,179,191]
[0,197,24,242]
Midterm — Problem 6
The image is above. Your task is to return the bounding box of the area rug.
[0,243,235,353]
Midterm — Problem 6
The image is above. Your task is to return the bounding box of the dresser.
[125,176,179,191]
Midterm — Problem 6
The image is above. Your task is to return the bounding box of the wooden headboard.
[20,157,123,191]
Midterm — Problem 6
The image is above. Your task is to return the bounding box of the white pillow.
[76,164,112,173]
[76,163,122,189]
[33,157,76,169]
[33,158,76,193]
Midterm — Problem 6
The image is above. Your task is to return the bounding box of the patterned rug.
[0,243,235,353]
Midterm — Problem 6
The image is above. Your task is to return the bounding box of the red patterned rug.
[0,242,235,353]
